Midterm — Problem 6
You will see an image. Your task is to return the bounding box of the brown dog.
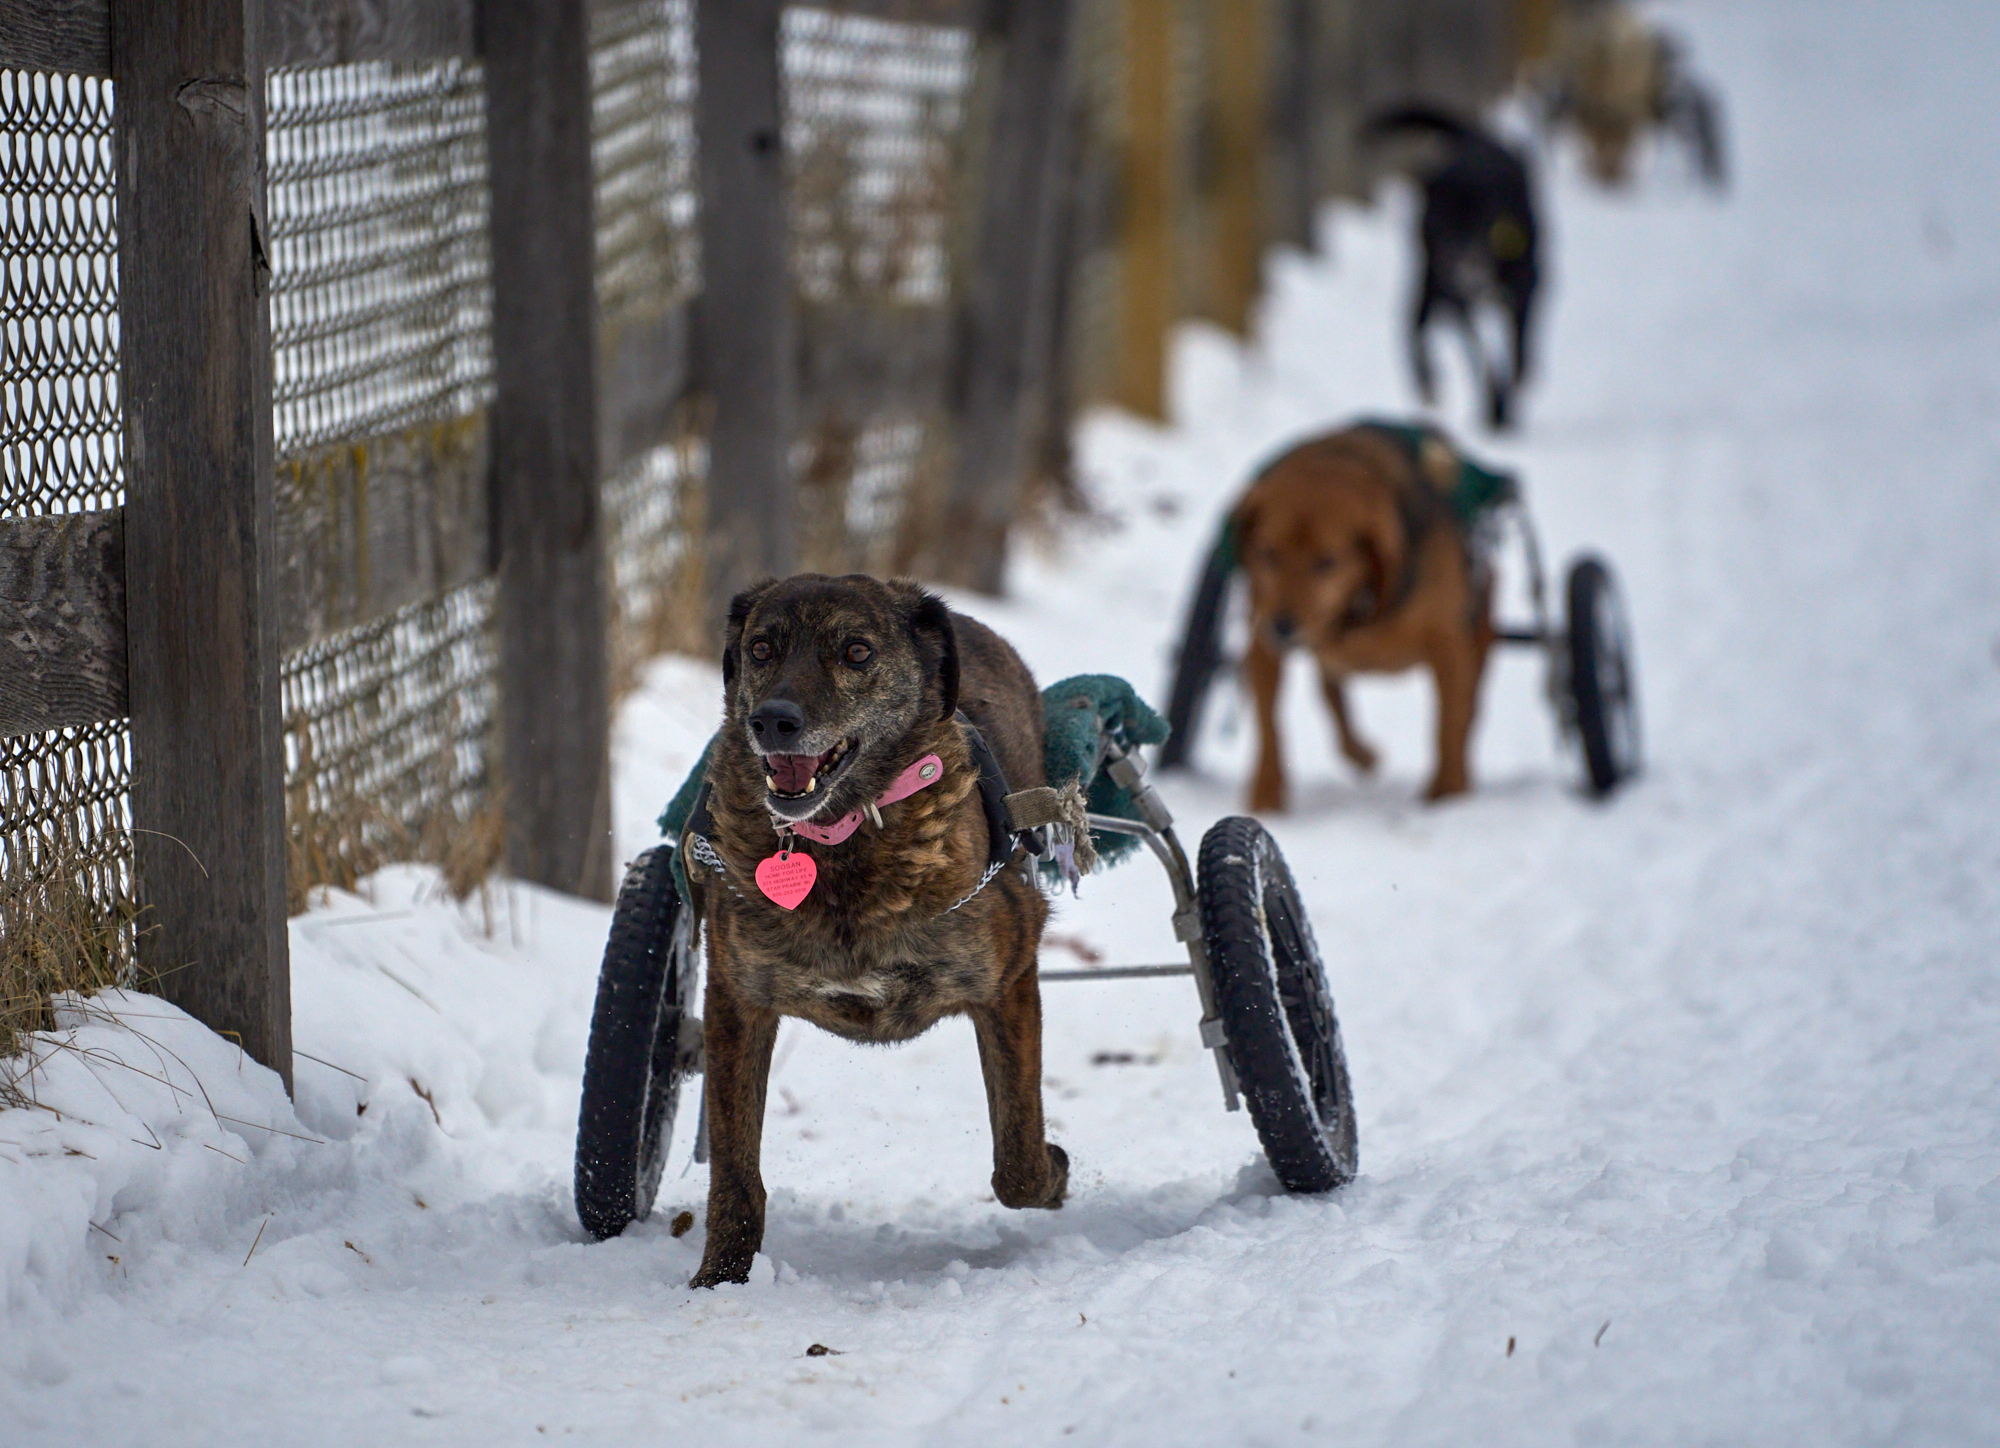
[683,574,1066,1287]
[1545,4,1726,188]
[1235,424,1496,812]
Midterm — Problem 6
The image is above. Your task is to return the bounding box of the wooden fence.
[0,0,1525,1082]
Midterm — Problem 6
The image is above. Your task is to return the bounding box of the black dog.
[1364,106,1541,431]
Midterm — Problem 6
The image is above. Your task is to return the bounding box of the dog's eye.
[1314,555,1338,574]
[749,639,773,663]
[844,641,873,667]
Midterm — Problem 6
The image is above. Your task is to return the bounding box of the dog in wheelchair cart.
[577,576,1367,1278]
[681,574,1065,1287]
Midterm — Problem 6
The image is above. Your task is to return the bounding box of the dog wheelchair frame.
[573,732,1360,1244]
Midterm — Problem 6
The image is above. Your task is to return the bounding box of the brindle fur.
[687,574,1066,1287]
[1236,426,1495,812]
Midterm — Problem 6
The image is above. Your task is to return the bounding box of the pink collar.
[785,753,945,845]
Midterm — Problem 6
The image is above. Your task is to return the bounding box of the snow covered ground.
[7,0,2000,1441]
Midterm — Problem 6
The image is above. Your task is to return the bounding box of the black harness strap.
[956,712,1031,868]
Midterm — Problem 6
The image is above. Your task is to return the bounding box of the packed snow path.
[7,1,2000,1441]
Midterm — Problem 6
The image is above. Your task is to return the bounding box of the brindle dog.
[686,574,1067,1288]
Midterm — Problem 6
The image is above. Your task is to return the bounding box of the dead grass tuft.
[0,831,145,1061]
[285,714,507,917]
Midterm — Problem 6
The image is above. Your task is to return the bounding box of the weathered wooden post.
[1210,0,1269,335]
[1514,0,1557,73]
[935,0,1076,595]
[113,0,292,1088]
[1115,0,1174,421]
[695,0,796,624]
[481,0,616,903]
[1269,0,1319,252]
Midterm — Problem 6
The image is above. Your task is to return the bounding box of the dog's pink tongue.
[765,753,820,793]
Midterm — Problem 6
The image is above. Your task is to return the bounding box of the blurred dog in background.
[1230,422,1504,811]
[1541,3,1726,188]
[1363,106,1542,432]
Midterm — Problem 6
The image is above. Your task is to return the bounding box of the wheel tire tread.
[1198,817,1357,1194]
[574,846,685,1241]
[1567,555,1638,796]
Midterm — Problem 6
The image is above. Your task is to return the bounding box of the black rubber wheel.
[1566,555,1642,796]
[1159,527,1238,770]
[574,845,697,1240]
[1197,817,1357,1193]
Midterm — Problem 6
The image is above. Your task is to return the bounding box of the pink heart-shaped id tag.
[755,849,817,910]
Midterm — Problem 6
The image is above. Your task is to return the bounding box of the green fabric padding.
[653,674,1173,896]
[1350,416,1518,525]
[1039,674,1171,876]
[657,733,716,902]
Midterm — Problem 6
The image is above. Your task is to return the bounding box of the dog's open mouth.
[762,739,857,802]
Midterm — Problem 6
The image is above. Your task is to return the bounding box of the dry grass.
[284,712,507,917]
[0,832,144,1061]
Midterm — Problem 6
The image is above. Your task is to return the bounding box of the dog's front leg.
[972,961,1067,1210]
[1424,630,1483,801]
[1246,634,1288,812]
[1410,275,1441,403]
[1318,666,1379,775]
[690,964,781,1288]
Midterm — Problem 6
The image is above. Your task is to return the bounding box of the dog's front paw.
[1342,738,1380,776]
[689,1249,755,1289]
[1423,774,1470,803]
[994,1143,1068,1210]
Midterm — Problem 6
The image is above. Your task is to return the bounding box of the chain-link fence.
[2,0,1529,1054]
[0,67,136,1006]
[594,0,707,688]
[785,3,971,576]
[266,56,501,906]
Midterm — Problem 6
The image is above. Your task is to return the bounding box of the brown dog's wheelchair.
[573,691,1358,1243]
[1160,437,1642,798]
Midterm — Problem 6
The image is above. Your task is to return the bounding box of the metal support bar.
[1040,964,1193,981]
[1084,736,1241,1110]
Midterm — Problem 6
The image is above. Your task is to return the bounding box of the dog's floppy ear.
[1356,495,1406,619]
[894,582,960,721]
[722,579,776,690]
[1230,495,1262,561]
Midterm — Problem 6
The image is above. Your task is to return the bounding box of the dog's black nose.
[749,698,804,743]
[1272,614,1297,642]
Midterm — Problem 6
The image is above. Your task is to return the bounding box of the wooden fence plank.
[695,0,795,620]
[815,0,968,21]
[599,297,955,476]
[0,508,124,736]
[0,0,109,76]
[0,0,478,79]
[599,304,692,478]
[275,414,489,654]
[1268,0,1317,251]
[263,0,473,70]
[113,0,291,1089]
[480,0,615,903]
[1115,0,1173,420]
[1209,0,1268,335]
[797,299,953,424]
[933,0,1075,593]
